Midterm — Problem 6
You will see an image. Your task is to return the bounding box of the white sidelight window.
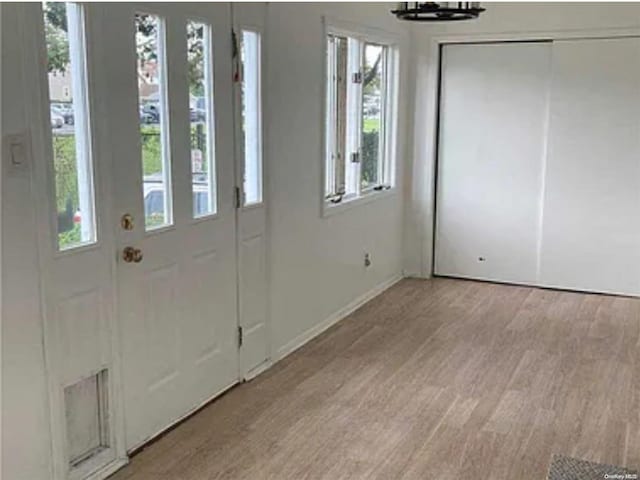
[135,12,172,230]
[44,2,96,250]
[324,26,397,207]
[188,20,217,218]
[240,29,263,206]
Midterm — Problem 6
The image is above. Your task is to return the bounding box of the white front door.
[27,2,132,477]
[95,3,240,449]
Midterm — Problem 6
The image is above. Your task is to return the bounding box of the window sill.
[322,187,397,218]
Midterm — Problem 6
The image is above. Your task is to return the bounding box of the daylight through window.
[325,30,395,205]
[188,20,217,218]
[240,30,263,206]
[136,13,172,230]
[44,2,96,250]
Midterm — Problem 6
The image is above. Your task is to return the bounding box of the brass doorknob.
[122,246,143,263]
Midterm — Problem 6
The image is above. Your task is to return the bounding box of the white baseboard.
[275,273,404,361]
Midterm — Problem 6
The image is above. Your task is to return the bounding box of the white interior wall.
[404,1,640,278]
[1,3,409,479]
[2,4,53,480]
[265,3,409,357]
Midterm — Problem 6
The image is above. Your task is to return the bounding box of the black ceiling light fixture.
[391,2,485,22]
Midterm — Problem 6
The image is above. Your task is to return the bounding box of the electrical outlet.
[364,252,371,268]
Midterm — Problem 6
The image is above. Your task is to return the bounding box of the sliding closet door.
[539,38,640,295]
[434,42,551,284]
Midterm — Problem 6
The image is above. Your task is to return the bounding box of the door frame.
[416,27,640,279]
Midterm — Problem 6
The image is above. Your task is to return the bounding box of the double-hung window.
[325,25,397,207]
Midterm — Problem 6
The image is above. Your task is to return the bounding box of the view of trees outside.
[45,1,84,247]
[135,12,172,229]
[361,44,384,189]
[187,21,215,217]
[46,1,385,244]
[45,3,210,241]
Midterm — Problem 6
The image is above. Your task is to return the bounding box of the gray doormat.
[548,454,638,480]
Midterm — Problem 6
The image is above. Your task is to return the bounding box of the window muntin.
[188,20,216,218]
[44,2,97,250]
[240,30,263,206]
[135,13,172,230]
[325,30,394,205]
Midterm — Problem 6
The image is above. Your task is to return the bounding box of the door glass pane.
[188,21,216,218]
[135,13,172,230]
[240,30,262,206]
[361,43,385,190]
[44,2,96,250]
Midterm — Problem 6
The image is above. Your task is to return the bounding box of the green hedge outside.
[54,125,207,230]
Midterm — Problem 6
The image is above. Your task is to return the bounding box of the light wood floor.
[110,278,640,480]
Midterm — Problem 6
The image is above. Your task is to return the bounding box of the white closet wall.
[435,42,551,285]
[435,37,640,296]
[539,38,640,295]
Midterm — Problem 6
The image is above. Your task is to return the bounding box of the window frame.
[322,19,399,217]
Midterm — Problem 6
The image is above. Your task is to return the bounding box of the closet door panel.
[435,42,551,284]
[539,38,640,295]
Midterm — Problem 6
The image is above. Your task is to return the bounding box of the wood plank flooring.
[109,278,640,480]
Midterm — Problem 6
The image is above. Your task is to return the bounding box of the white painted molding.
[276,273,403,361]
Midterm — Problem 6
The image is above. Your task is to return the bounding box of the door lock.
[121,213,134,231]
[122,246,143,263]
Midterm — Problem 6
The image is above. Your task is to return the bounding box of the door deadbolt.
[121,213,134,231]
[122,246,143,263]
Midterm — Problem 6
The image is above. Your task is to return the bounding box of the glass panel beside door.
[240,29,262,206]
